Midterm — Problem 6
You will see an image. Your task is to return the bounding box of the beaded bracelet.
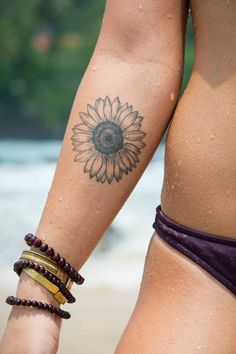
[5,233,86,320]
[24,234,84,285]
[14,259,76,303]
[6,296,70,319]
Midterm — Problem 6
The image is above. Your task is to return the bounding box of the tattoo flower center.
[71,96,146,184]
[92,121,124,155]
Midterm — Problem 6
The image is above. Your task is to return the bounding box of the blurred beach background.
[0,2,194,353]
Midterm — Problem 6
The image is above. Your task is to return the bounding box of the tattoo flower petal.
[71,96,146,184]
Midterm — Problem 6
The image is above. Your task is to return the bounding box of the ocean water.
[0,140,165,291]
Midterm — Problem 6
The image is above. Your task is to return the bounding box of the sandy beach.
[0,287,139,354]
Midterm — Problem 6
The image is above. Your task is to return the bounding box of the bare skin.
[3,1,235,353]
[116,235,236,354]
[162,0,236,237]
[0,1,188,353]
[116,1,236,353]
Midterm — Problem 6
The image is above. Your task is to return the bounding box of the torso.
[161,0,236,238]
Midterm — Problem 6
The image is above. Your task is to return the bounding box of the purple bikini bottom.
[153,205,236,296]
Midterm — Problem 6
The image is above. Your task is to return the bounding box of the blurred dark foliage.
[182,14,195,94]
[0,1,194,139]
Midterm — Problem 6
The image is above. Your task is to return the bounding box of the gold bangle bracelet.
[23,268,67,305]
[20,250,73,290]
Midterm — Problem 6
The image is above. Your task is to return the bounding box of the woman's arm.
[1,0,188,352]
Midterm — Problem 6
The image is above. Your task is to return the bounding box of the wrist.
[16,270,61,307]
[1,309,60,354]
[5,271,62,337]
[1,272,61,354]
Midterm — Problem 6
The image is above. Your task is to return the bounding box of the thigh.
[115,233,236,354]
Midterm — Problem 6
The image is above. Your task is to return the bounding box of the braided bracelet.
[14,259,75,303]
[6,296,70,319]
[24,234,84,285]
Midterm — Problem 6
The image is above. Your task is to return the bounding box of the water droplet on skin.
[171,184,175,189]
[197,138,200,144]
[210,133,214,139]
[92,66,98,71]
[226,112,230,117]
[168,13,172,19]
[45,203,49,208]
[65,205,69,209]
[139,3,143,10]
[208,209,212,214]
[170,92,175,101]
[59,196,62,201]
[178,159,182,166]
[198,345,202,349]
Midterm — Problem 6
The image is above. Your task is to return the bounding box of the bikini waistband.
[152,205,236,296]
[153,205,236,245]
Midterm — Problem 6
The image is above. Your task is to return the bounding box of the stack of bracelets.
[5,233,85,319]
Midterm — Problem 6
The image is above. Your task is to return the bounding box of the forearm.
[6,55,182,332]
[17,0,187,283]
[34,58,181,270]
[1,1,188,351]
[2,56,181,352]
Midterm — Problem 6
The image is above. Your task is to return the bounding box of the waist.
[172,72,236,144]
[195,69,236,92]
[161,73,236,239]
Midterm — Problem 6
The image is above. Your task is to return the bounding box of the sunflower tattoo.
[71,96,146,184]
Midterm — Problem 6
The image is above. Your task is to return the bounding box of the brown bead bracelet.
[14,259,76,303]
[6,296,70,319]
[24,233,84,285]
